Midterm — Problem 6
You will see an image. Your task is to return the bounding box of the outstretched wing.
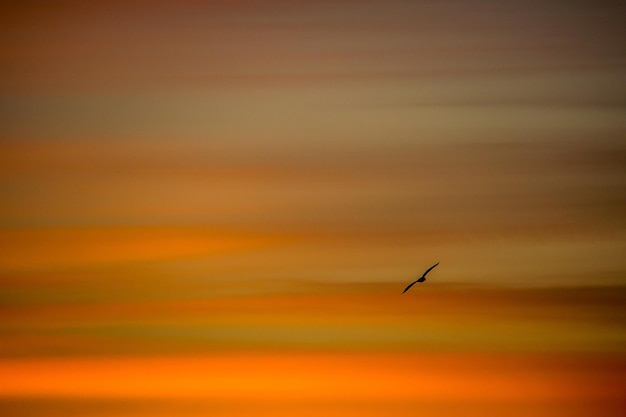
[422,262,439,278]
[401,280,419,294]
[403,263,440,294]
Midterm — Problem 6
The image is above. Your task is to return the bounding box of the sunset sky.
[1,1,625,416]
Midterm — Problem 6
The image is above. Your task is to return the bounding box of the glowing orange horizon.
[1,353,620,402]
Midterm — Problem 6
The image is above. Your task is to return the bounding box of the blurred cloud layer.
[1,1,625,416]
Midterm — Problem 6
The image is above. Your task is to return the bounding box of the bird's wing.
[401,280,419,294]
[422,262,440,277]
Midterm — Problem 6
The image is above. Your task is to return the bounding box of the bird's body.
[402,262,439,294]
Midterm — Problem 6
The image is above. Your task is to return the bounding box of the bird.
[401,262,439,294]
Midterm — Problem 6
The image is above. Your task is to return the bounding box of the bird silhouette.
[401,262,439,294]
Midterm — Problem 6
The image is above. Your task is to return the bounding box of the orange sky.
[1,284,625,416]
[1,0,625,286]
[1,1,625,416]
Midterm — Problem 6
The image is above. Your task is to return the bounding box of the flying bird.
[401,262,439,294]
